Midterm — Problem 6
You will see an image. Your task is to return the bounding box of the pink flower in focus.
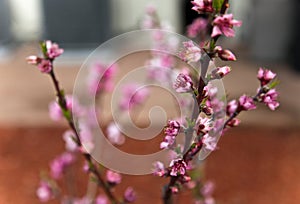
[165,120,181,136]
[257,67,276,86]
[261,89,279,110]
[107,122,125,145]
[211,66,231,78]
[191,0,214,13]
[214,46,236,61]
[195,116,212,135]
[124,187,137,203]
[50,152,75,179]
[179,41,201,63]
[36,181,53,202]
[106,170,122,185]
[238,95,256,111]
[187,17,208,38]
[95,195,108,204]
[226,99,238,116]
[153,161,166,177]
[37,59,52,73]
[173,73,194,93]
[212,14,242,38]
[169,158,187,176]
[46,40,64,59]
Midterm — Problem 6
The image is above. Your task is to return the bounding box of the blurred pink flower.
[95,195,108,204]
[202,134,217,151]
[106,170,122,185]
[195,116,212,135]
[187,17,208,38]
[62,130,78,152]
[106,122,125,145]
[226,99,238,116]
[37,59,52,73]
[191,0,214,13]
[36,181,53,202]
[26,55,41,65]
[119,83,149,111]
[212,14,242,37]
[124,187,137,203]
[50,152,75,179]
[153,161,166,177]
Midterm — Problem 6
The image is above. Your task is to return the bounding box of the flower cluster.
[27,40,63,73]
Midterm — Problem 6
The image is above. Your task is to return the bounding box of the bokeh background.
[0,0,299,203]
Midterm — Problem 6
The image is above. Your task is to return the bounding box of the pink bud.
[26,55,41,65]
[211,66,231,78]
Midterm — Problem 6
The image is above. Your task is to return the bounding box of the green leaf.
[268,79,280,89]
[40,41,48,58]
[213,0,224,13]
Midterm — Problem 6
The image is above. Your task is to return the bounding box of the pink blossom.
[179,41,201,63]
[45,40,64,59]
[50,152,75,179]
[37,59,52,73]
[226,99,238,116]
[191,0,214,13]
[106,170,122,185]
[169,158,187,176]
[171,186,179,194]
[202,134,217,151]
[153,161,166,177]
[124,187,137,203]
[227,118,240,127]
[238,95,256,111]
[36,181,53,202]
[146,4,156,15]
[160,135,176,149]
[201,181,215,197]
[212,14,242,38]
[211,66,231,78]
[26,55,41,65]
[48,95,81,121]
[261,89,279,110]
[195,116,212,135]
[119,83,149,111]
[95,195,108,204]
[187,17,208,38]
[165,120,181,136]
[62,130,78,152]
[257,67,276,86]
[173,73,194,93]
[88,63,117,95]
[106,122,125,145]
[214,46,236,61]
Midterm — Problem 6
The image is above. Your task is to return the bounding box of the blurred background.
[0,0,299,203]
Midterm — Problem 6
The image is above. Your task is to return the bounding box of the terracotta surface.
[0,126,299,204]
